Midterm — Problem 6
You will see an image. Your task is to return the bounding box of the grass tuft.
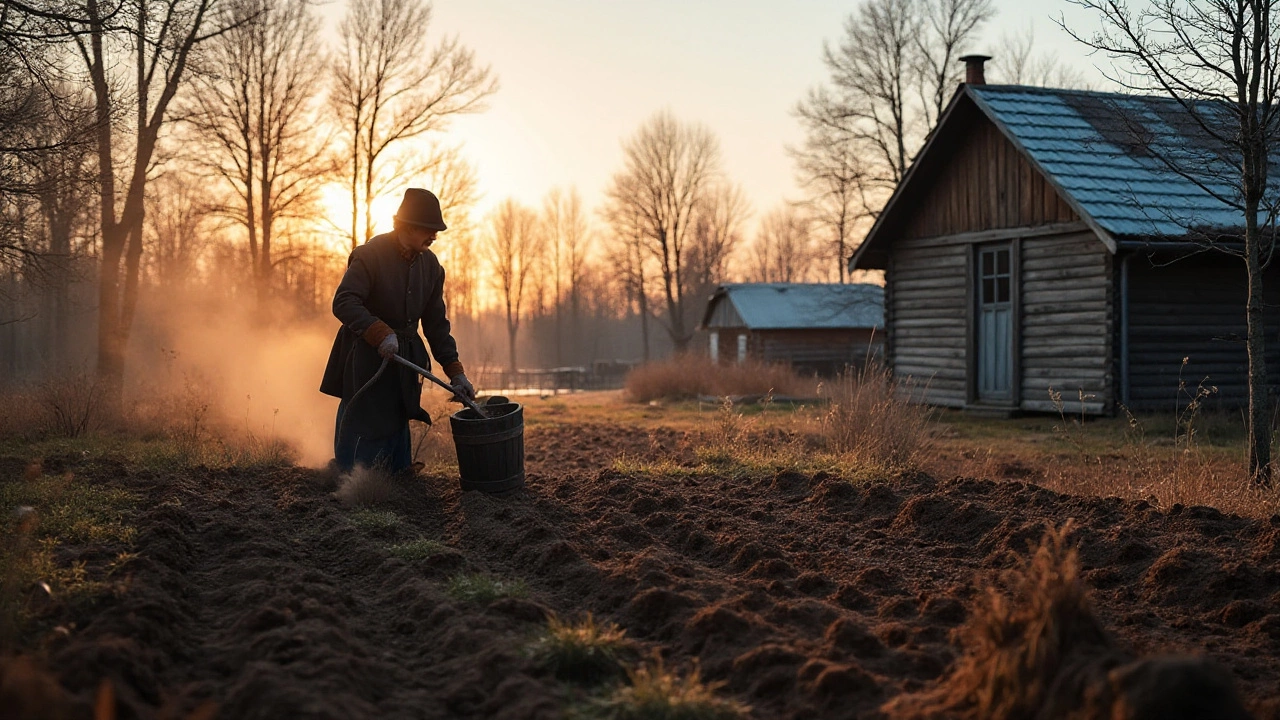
[335,465,398,507]
[347,508,402,533]
[387,538,448,562]
[594,655,749,720]
[447,572,528,604]
[816,364,935,471]
[528,613,633,685]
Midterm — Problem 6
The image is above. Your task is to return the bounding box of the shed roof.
[970,85,1244,239]
[852,83,1266,271]
[701,283,884,331]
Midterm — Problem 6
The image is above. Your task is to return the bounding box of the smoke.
[126,295,340,467]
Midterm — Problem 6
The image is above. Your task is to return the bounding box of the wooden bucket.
[448,402,525,492]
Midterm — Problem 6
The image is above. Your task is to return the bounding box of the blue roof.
[969,85,1251,239]
[702,283,884,330]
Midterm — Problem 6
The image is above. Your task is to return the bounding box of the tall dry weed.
[817,365,934,470]
[885,524,1250,720]
[624,354,816,403]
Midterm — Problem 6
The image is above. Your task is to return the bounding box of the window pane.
[983,278,995,303]
[997,249,1010,275]
[982,252,993,276]
[998,276,1010,303]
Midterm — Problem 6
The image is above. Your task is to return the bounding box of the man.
[320,188,476,472]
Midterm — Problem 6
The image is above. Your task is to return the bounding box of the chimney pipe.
[960,54,991,85]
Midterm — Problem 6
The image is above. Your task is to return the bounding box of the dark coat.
[320,232,461,439]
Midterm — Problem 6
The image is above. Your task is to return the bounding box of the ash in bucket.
[449,400,525,492]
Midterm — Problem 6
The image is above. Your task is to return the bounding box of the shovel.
[389,354,487,417]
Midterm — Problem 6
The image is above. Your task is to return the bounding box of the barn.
[850,57,1280,415]
[700,283,883,376]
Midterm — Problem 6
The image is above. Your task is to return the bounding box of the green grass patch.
[0,434,295,475]
[0,474,136,546]
[528,614,634,685]
[348,508,402,533]
[447,572,528,604]
[388,538,448,562]
[0,471,138,648]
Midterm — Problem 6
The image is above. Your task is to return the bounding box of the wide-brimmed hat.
[394,188,447,231]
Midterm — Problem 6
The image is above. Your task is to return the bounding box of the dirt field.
[5,404,1280,718]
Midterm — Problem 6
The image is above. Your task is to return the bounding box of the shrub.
[596,655,748,720]
[447,572,528,604]
[624,355,817,403]
[816,364,934,470]
[528,613,633,685]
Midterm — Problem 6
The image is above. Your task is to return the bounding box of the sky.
[323,0,1109,236]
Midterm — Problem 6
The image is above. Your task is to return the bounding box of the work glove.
[377,333,399,359]
[450,372,476,401]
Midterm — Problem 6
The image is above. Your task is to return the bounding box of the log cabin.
[850,56,1280,415]
[700,283,883,376]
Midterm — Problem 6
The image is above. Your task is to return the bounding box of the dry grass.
[624,355,818,403]
[0,371,298,471]
[931,401,1280,519]
[335,465,399,507]
[593,655,749,720]
[884,524,1251,720]
[528,613,634,685]
[815,365,935,471]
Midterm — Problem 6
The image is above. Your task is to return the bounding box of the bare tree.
[186,0,329,312]
[605,224,653,363]
[995,23,1091,88]
[604,110,722,352]
[1066,0,1280,484]
[331,0,496,249]
[417,145,480,320]
[686,182,749,308]
[790,126,874,283]
[796,0,993,195]
[747,204,818,283]
[55,0,232,402]
[542,186,590,366]
[485,199,542,376]
[144,169,212,290]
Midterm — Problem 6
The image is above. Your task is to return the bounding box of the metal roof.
[969,85,1249,239]
[701,283,884,330]
[851,84,1267,271]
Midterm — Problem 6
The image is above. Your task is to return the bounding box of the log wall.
[886,239,970,407]
[1125,255,1280,411]
[1019,231,1113,414]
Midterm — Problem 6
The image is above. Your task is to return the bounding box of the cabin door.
[976,244,1014,402]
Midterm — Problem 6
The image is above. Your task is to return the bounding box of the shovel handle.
[389,354,487,417]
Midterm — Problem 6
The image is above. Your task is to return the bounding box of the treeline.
[0,0,1082,388]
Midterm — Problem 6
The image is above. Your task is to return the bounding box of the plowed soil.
[13,421,1280,718]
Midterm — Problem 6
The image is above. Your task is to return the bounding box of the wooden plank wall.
[758,328,882,375]
[886,239,969,407]
[1019,231,1113,414]
[1126,256,1280,411]
[901,115,1079,240]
